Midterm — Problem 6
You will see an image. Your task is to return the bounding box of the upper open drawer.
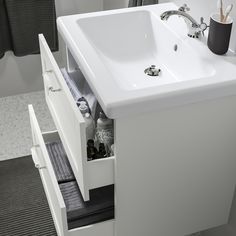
[38,34,115,201]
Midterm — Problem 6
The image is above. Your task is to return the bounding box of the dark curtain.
[0,0,58,59]
[128,0,159,7]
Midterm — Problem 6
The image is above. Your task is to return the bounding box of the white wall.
[0,0,103,98]
[103,0,128,10]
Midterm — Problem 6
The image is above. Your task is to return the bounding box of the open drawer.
[29,105,115,236]
[38,34,115,201]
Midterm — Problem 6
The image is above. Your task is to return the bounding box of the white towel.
[61,68,97,118]
[61,68,82,101]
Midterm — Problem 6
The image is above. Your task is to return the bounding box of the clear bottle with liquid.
[84,113,95,141]
[95,112,114,156]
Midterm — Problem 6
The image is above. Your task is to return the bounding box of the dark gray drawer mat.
[46,141,75,183]
[68,209,114,230]
[59,181,114,229]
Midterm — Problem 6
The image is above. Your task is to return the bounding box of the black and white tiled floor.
[0,91,55,161]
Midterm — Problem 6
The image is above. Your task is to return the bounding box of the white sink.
[77,10,215,91]
[57,3,236,118]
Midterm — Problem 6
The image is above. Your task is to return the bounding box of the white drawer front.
[29,105,115,236]
[39,34,114,201]
[69,220,115,236]
[29,105,67,236]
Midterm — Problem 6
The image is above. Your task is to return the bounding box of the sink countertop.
[57,3,236,119]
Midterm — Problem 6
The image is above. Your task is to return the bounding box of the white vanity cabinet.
[29,33,236,236]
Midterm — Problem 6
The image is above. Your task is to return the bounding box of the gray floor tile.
[0,91,55,160]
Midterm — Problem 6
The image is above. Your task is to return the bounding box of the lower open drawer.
[29,105,115,236]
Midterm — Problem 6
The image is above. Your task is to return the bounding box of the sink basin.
[57,3,236,118]
[77,10,215,91]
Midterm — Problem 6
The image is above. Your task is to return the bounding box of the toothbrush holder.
[207,13,233,55]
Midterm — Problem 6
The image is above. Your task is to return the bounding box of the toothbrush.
[217,0,224,22]
[223,4,233,22]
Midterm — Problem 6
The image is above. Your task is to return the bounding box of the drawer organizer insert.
[46,141,114,230]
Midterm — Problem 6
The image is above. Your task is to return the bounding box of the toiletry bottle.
[95,112,114,156]
[87,139,97,161]
[99,143,107,157]
[95,143,107,159]
[84,113,95,141]
[110,144,115,156]
[78,101,89,116]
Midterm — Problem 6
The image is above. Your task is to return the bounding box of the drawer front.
[69,220,115,236]
[39,34,89,200]
[39,34,115,201]
[29,105,67,236]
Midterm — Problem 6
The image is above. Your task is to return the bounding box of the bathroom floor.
[0,90,55,161]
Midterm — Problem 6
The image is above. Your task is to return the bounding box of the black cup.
[207,13,233,55]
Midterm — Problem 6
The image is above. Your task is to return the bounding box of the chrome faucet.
[160,4,208,38]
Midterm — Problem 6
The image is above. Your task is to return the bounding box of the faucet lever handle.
[179,4,190,12]
[199,17,209,36]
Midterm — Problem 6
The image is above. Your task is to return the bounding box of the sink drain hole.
[144,65,161,77]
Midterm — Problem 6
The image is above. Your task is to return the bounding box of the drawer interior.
[43,133,115,230]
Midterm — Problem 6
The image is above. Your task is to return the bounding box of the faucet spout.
[160,5,208,38]
[160,10,198,27]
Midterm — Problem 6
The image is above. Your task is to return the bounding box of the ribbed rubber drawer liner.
[59,182,114,229]
[46,141,75,183]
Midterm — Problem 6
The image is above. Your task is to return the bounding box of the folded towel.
[61,68,83,101]
[0,0,58,58]
[46,141,75,183]
[61,68,98,118]
[128,0,158,7]
[59,181,114,229]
